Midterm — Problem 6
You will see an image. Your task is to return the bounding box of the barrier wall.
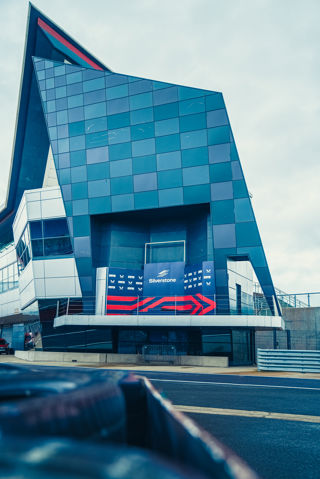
[15,350,228,367]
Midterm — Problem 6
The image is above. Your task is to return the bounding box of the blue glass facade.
[32,57,278,313]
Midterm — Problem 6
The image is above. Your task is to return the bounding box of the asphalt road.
[138,371,320,479]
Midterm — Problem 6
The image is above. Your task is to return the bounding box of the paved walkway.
[1,355,319,379]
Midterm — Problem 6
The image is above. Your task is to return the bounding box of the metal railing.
[257,348,320,373]
[276,292,320,308]
[254,283,320,308]
[40,294,275,318]
[142,344,177,363]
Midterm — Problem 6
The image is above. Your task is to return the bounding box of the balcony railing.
[36,294,276,318]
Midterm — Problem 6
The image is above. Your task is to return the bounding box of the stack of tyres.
[0,364,127,442]
[0,365,259,479]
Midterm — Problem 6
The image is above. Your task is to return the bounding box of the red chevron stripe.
[107,295,138,301]
[106,296,154,311]
[196,293,216,315]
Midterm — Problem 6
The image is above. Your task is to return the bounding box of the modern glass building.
[0,4,282,364]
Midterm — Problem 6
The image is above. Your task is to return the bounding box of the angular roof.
[0,3,109,246]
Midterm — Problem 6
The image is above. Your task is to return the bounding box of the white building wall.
[13,186,66,241]
[0,288,20,317]
[10,186,82,311]
[0,243,20,316]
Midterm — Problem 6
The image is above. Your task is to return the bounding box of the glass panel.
[154,102,179,121]
[30,221,42,239]
[208,126,230,145]
[108,127,131,145]
[107,112,130,129]
[178,86,205,101]
[69,121,85,137]
[234,198,254,222]
[31,239,44,257]
[133,172,157,192]
[180,130,207,150]
[68,106,84,123]
[44,237,73,256]
[131,122,154,141]
[83,77,105,93]
[85,117,108,134]
[84,102,106,120]
[67,94,83,109]
[212,200,235,225]
[70,150,86,167]
[207,109,228,128]
[130,107,153,125]
[182,165,209,186]
[106,84,128,100]
[155,118,179,137]
[153,86,178,106]
[84,89,106,105]
[86,131,108,149]
[205,93,225,111]
[156,151,181,171]
[71,165,87,183]
[132,138,155,157]
[158,187,183,207]
[180,113,206,132]
[70,135,85,151]
[211,181,233,201]
[181,146,208,167]
[132,154,156,174]
[129,79,152,95]
[110,158,132,178]
[157,169,182,189]
[110,176,133,195]
[129,92,152,111]
[179,98,205,116]
[155,134,180,154]
[86,146,109,164]
[107,97,129,115]
[88,179,110,198]
[66,71,82,85]
[43,218,69,238]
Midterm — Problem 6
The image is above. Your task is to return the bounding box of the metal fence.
[257,348,320,373]
[142,344,177,363]
[255,329,320,352]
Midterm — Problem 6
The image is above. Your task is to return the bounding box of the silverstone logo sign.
[144,262,185,295]
[149,269,176,284]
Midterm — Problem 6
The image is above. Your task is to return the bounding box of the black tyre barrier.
[0,365,127,442]
[89,371,259,479]
[93,369,149,447]
[0,365,259,478]
[0,437,206,479]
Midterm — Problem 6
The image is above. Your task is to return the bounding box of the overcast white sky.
[0,0,319,294]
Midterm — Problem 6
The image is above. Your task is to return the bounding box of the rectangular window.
[16,226,31,271]
[0,260,19,293]
[27,218,73,259]
[236,284,242,315]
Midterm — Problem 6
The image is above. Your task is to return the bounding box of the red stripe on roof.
[37,18,104,71]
